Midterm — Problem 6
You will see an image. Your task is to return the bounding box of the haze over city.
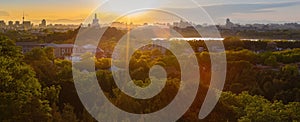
[1,0,300,25]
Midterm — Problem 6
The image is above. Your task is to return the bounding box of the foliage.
[0,36,51,121]
[2,30,300,121]
[223,36,245,50]
[220,92,300,121]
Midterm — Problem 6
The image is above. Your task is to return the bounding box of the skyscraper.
[0,21,5,28]
[23,21,32,30]
[39,19,46,27]
[8,21,13,27]
[15,21,20,27]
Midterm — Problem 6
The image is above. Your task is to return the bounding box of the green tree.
[43,47,55,62]
[264,55,278,67]
[61,104,79,122]
[220,92,300,121]
[223,36,245,50]
[281,64,299,78]
[95,58,111,70]
[0,36,51,121]
[24,48,56,86]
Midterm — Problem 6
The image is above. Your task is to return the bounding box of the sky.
[0,0,300,25]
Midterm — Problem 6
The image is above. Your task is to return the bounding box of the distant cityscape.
[2,13,300,62]
[0,13,79,33]
[1,13,300,33]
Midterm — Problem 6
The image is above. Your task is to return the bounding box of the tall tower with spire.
[21,12,32,30]
[91,13,100,28]
[22,12,25,24]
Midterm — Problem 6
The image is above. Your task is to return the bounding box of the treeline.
[230,29,300,40]
[189,36,300,52]
[167,27,300,39]
[0,36,96,122]
[0,27,126,45]
[1,36,300,121]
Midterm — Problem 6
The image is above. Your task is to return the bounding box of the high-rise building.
[23,21,32,29]
[91,14,100,28]
[8,21,13,27]
[0,20,6,27]
[21,12,32,30]
[15,21,20,27]
[39,19,46,27]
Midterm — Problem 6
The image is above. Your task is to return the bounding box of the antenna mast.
[22,11,25,23]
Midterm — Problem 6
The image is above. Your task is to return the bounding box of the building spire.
[22,11,25,23]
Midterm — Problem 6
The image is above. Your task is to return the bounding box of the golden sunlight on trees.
[0,36,51,121]
[220,92,300,121]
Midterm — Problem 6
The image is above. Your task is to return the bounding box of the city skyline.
[1,0,300,24]
[2,17,300,28]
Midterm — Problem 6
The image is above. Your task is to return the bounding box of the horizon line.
[1,18,300,26]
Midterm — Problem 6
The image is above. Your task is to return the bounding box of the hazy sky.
[0,0,300,24]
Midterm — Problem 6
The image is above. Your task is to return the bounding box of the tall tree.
[0,36,51,121]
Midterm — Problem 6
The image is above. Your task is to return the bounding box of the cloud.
[0,11,9,16]
[203,1,300,16]
[163,1,300,24]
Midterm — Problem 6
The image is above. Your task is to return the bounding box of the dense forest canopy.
[0,25,300,121]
